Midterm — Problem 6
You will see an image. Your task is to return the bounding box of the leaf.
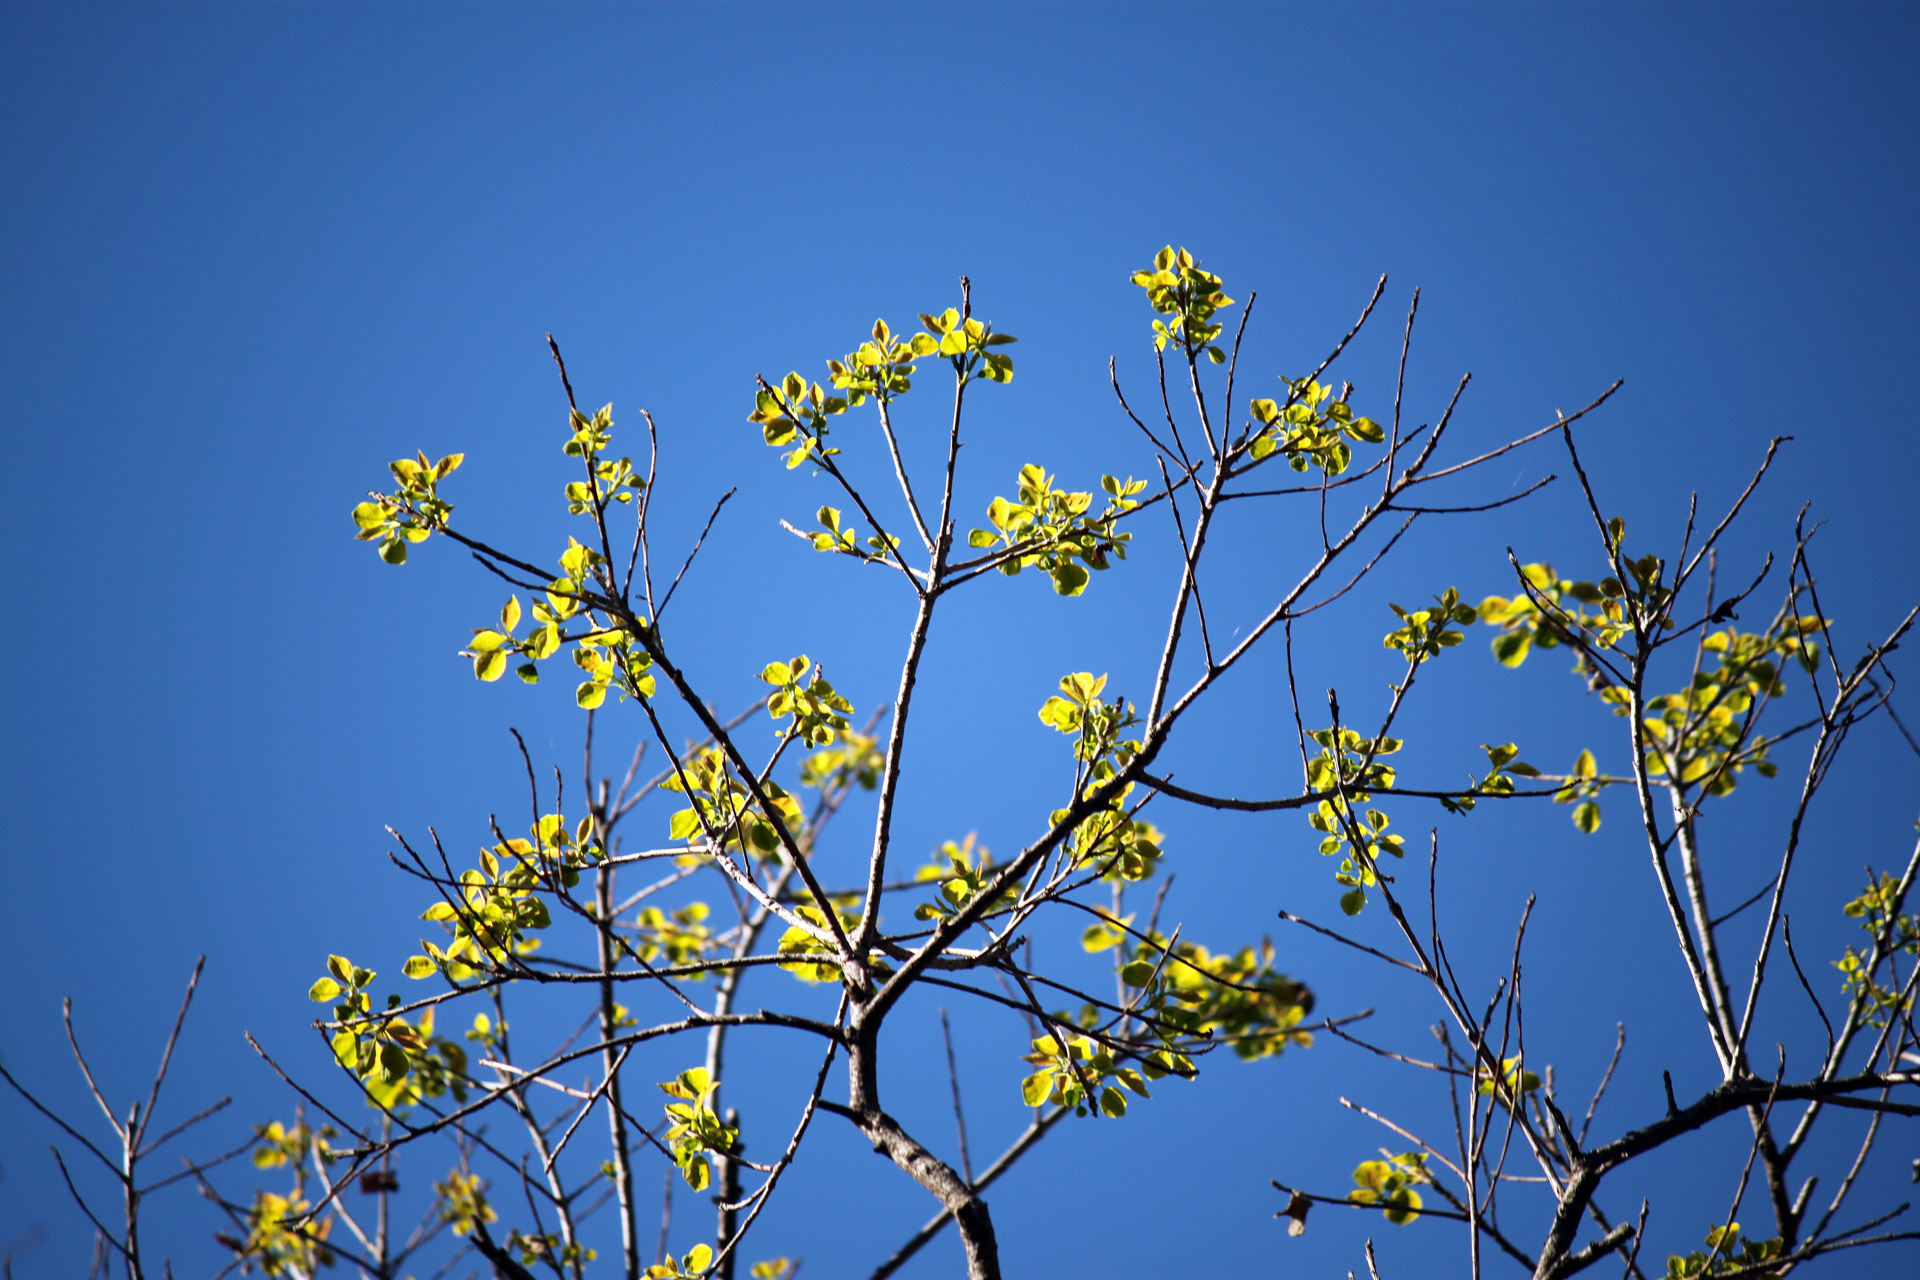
[1492,631,1532,667]
[1037,696,1081,733]
[1060,672,1107,703]
[378,1042,410,1085]
[1021,1071,1052,1107]
[474,649,507,682]
[1340,888,1367,916]
[1572,801,1602,834]
[681,1157,710,1191]
[308,977,342,1002]
[577,681,608,710]
[402,956,436,979]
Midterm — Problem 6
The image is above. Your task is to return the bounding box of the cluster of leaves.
[226,1190,333,1276]
[913,834,1015,924]
[562,403,646,514]
[1019,1030,1155,1118]
[405,402,665,706]
[646,1242,715,1279]
[1248,378,1384,476]
[1306,725,1399,796]
[969,468,1146,596]
[659,1067,738,1192]
[1551,748,1605,834]
[1474,742,1543,798]
[749,309,1015,474]
[797,726,885,792]
[750,371,847,471]
[1038,673,1163,882]
[412,829,575,979]
[351,451,464,564]
[508,1228,596,1272]
[1038,672,1136,762]
[1114,935,1315,1062]
[1312,799,1402,918]
[225,1112,501,1276]
[1167,942,1314,1061]
[759,655,853,746]
[800,503,898,564]
[436,1169,496,1238]
[1836,871,1920,1025]
[664,747,802,858]
[826,318,933,404]
[1302,726,1401,915]
[466,594,560,684]
[1130,245,1234,362]
[1059,790,1159,890]
[917,305,1016,385]
[1382,588,1476,662]
[219,1120,338,1277]
[1068,807,1165,884]
[1478,557,1641,671]
[630,900,718,971]
[1485,560,1825,811]
[1434,742,1558,823]
[774,902,868,984]
[1664,1222,1785,1278]
[1637,620,1820,797]
[307,956,430,1093]
[1069,923,1312,1127]
[572,608,657,709]
[252,1119,329,1170]
[1348,1151,1427,1224]
[1472,1054,1542,1107]
[364,1008,470,1111]
[458,545,656,708]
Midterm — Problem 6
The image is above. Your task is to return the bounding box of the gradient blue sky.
[4,3,1919,1276]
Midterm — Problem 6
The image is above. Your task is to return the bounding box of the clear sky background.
[4,2,1919,1277]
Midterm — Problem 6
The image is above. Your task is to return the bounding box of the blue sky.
[3,2,1919,1276]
